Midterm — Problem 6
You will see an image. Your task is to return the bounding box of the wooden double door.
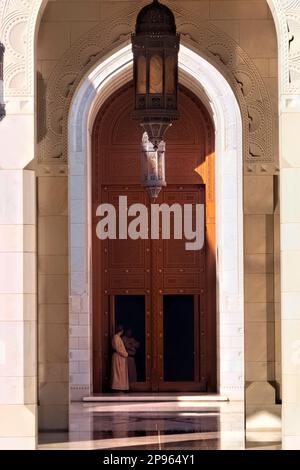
[92,83,216,393]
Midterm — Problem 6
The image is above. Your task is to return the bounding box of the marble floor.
[38,401,282,450]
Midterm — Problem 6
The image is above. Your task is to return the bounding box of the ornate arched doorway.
[92,82,216,393]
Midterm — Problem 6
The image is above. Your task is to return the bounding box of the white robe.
[111,334,129,391]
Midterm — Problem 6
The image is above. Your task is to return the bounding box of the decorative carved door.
[92,83,216,393]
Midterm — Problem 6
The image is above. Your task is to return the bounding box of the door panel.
[162,189,203,268]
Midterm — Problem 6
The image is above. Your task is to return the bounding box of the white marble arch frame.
[68,42,244,402]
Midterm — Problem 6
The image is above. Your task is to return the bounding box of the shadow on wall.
[37,71,47,144]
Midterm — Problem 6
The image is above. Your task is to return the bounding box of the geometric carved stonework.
[270,0,300,95]
[36,3,276,165]
[286,7,300,92]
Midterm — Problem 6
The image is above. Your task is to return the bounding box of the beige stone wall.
[36,0,280,430]
[37,176,69,430]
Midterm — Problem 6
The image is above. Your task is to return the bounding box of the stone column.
[266,0,300,450]
[244,174,281,432]
[280,102,300,449]
[0,91,37,448]
[0,169,37,449]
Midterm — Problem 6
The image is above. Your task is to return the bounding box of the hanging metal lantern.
[132,0,180,198]
[141,132,166,199]
[0,43,5,121]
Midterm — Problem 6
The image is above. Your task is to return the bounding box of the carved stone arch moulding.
[37,4,275,165]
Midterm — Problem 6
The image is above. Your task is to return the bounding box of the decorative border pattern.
[67,43,245,400]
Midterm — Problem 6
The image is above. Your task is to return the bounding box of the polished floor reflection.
[38,401,281,450]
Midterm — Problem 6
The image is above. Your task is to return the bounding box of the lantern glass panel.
[150,55,163,94]
[165,55,176,94]
[137,55,147,94]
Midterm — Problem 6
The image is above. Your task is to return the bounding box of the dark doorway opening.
[115,295,146,382]
[163,295,195,382]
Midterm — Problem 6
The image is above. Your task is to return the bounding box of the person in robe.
[122,328,140,383]
[111,325,129,392]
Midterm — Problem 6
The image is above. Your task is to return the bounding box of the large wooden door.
[92,83,216,393]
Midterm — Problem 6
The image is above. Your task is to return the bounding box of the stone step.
[82,393,229,403]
